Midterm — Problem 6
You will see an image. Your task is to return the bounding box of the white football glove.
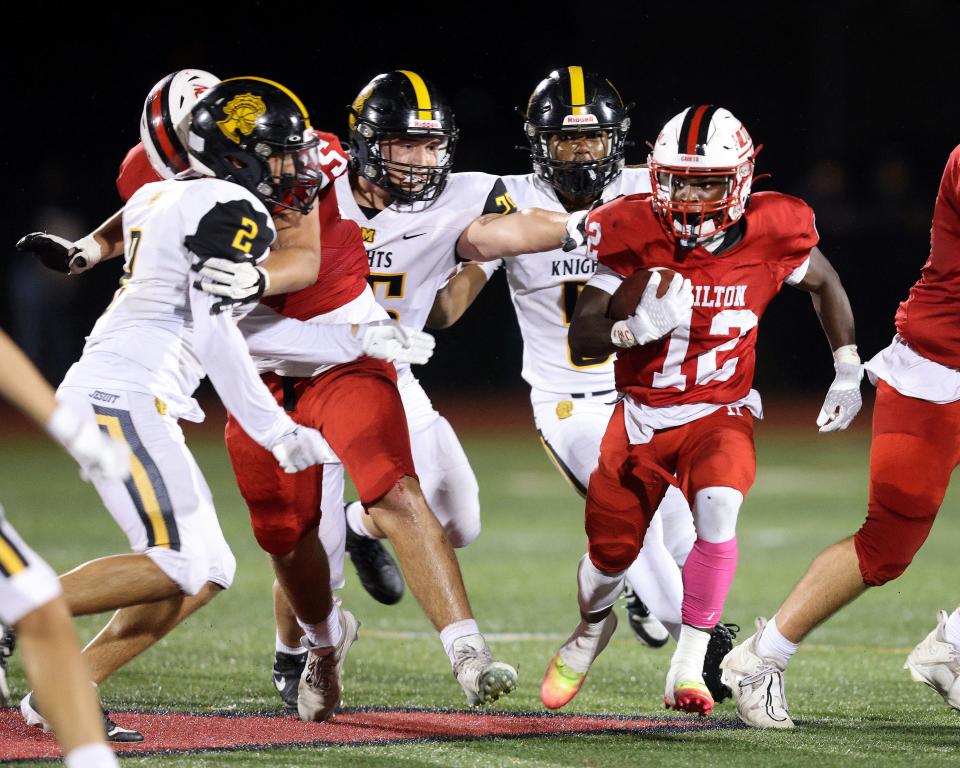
[561,208,591,252]
[611,272,694,348]
[46,404,131,483]
[192,256,269,314]
[360,320,436,365]
[15,233,103,275]
[270,426,336,473]
[817,360,863,432]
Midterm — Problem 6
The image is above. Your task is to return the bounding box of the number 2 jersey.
[587,191,817,408]
[59,178,303,448]
[499,168,650,395]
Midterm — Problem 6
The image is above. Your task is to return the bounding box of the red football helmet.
[648,105,756,248]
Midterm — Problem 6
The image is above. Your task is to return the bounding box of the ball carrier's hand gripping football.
[609,269,694,348]
[16,232,105,275]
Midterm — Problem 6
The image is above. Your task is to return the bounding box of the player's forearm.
[240,305,364,365]
[457,209,568,261]
[426,262,498,329]
[189,288,295,448]
[809,274,856,352]
[91,209,125,261]
[569,316,619,358]
[0,330,57,426]
[260,246,320,296]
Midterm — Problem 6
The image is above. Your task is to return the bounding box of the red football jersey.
[895,145,960,368]
[116,142,161,202]
[589,191,818,407]
[115,132,369,319]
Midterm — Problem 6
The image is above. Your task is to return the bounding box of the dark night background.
[2,3,957,402]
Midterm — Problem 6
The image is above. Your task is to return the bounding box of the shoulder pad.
[480,178,518,216]
[184,197,274,263]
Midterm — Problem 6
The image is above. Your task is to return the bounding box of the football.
[608,267,680,320]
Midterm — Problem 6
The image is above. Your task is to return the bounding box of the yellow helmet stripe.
[222,76,312,127]
[568,66,587,115]
[398,70,433,120]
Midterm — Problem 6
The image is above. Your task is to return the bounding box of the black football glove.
[16,232,76,274]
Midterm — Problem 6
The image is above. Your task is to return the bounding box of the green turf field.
[3,420,960,766]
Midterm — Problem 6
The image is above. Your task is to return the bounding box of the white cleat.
[720,617,795,729]
[21,692,51,732]
[904,609,960,710]
[297,607,360,723]
[453,635,518,707]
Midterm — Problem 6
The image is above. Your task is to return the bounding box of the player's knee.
[691,486,742,543]
[147,546,209,596]
[446,514,480,549]
[588,540,640,573]
[252,523,302,557]
[854,499,937,586]
[206,540,236,590]
[443,488,481,549]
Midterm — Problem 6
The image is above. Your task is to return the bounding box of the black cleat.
[345,518,404,605]
[703,622,739,703]
[103,711,144,743]
[273,650,307,713]
[623,587,670,648]
[0,624,16,706]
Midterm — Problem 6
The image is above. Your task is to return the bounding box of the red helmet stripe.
[147,76,189,174]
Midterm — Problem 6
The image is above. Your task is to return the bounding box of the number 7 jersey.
[588,191,817,407]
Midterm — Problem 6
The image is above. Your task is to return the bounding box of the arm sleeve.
[189,284,296,449]
[239,304,364,365]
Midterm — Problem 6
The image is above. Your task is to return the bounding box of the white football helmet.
[140,69,220,179]
[648,105,756,248]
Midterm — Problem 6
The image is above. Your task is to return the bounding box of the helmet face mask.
[348,71,459,205]
[187,77,322,214]
[524,67,630,201]
[648,105,755,249]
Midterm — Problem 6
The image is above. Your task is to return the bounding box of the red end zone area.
[0,707,735,761]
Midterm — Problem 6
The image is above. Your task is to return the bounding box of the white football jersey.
[335,171,509,334]
[501,167,651,394]
[61,178,294,448]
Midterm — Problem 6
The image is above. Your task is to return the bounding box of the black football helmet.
[348,70,458,204]
[523,67,630,200]
[187,77,322,214]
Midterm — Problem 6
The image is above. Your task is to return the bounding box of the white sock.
[64,742,119,768]
[755,615,798,668]
[275,634,306,656]
[576,554,626,616]
[346,501,376,539]
[558,618,610,673]
[297,606,342,650]
[670,624,711,680]
[440,619,481,666]
[944,609,960,651]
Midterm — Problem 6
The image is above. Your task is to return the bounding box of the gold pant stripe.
[96,414,172,549]
[0,530,27,577]
[398,70,433,120]
[568,65,587,116]
[538,431,588,499]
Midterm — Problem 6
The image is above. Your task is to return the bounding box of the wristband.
[832,344,860,366]
[611,320,637,349]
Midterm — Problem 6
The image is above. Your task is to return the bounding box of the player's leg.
[273,463,346,711]
[723,381,960,727]
[310,359,515,705]
[668,409,756,716]
[541,402,663,709]
[226,391,355,722]
[0,513,118,767]
[533,392,677,647]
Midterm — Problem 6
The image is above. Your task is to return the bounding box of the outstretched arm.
[456,209,569,262]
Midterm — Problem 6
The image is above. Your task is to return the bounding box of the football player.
[0,329,127,768]
[455,67,706,659]
[720,144,960,728]
[14,76,359,731]
[539,105,861,717]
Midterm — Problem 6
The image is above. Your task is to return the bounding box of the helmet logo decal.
[217,93,266,145]
[567,66,587,116]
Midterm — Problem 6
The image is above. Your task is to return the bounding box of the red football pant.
[854,380,960,585]
[585,402,755,573]
[225,358,417,556]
